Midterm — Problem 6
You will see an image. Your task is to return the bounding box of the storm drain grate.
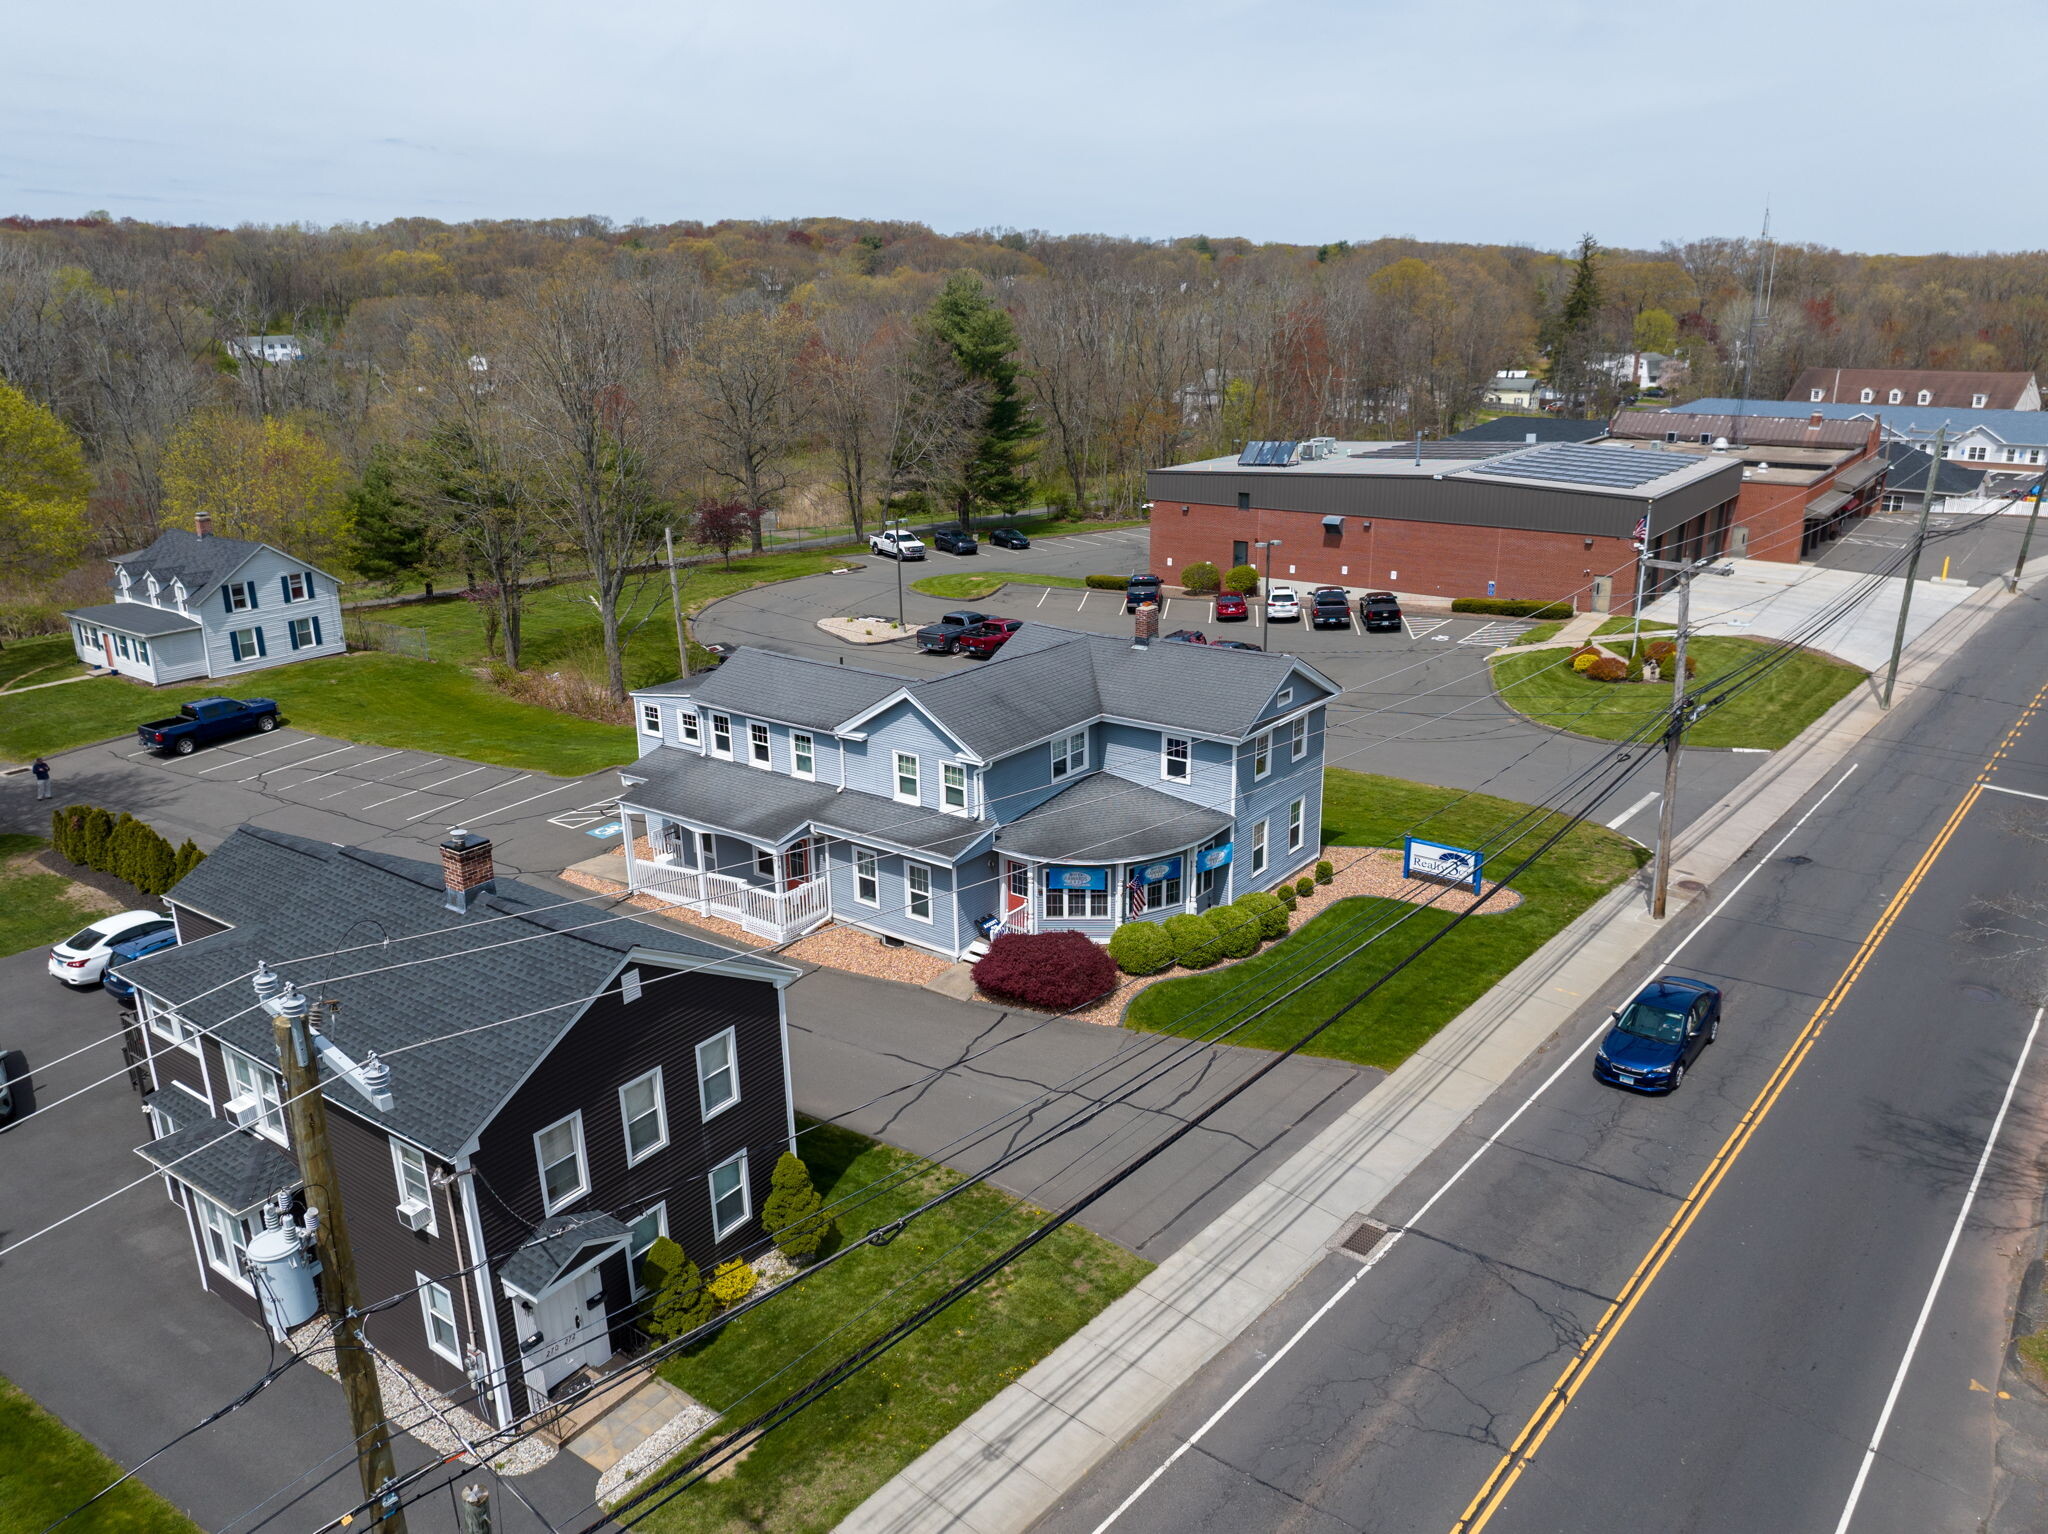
[1339,1219,1391,1261]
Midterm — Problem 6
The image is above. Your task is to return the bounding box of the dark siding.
[169,900,231,943]
[166,1181,267,1327]
[141,1012,208,1101]
[326,1107,473,1398]
[472,964,788,1309]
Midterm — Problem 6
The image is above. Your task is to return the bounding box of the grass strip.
[0,834,112,953]
[0,1372,200,1534]
[908,571,1088,601]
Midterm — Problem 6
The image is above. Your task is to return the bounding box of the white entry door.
[522,1268,616,1396]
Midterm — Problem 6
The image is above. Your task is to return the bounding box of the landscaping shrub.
[1085,573,1128,590]
[77,807,113,870]
[1570,649,1599,673]
[708,1258,758,1307]
[1315,859,1335,885]
[1236,890,1289,940]
[1645,639,1676,662]
[761,1151,835,1261]
[1108,920,1176,976]
[1452,597,1575,619]
[1276,884,1298,911]
[52,804,193,897]
[1295,875,1316,897]
[1209,902,1263,960]
[641,1235,717,1340]
[973,929,1119,1008]
[1222,564,1261,595]
[1180,561,1221,594]
[1163,912,1222,969]
[1586,656,1628,682]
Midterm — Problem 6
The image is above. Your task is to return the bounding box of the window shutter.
[288,623,301,652]
[254,627,267,658]
[221,585,234,614]
[247,581,258,609]
[229,630,242,662]
[311,615,323,646]
[280,575,292,604]
[305,573,316,599]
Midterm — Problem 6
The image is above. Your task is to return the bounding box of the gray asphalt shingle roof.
[110,528,270,596]
[136,1111,302,1216]
[62,602,203,636]
[497,1212,631,1299]
[994,773,1233,863]
[122,828,788,1159]
[644,649,903,728]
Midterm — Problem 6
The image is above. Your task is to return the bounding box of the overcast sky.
[7,0,2039,255]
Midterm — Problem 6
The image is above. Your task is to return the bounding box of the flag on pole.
[1127,871,1147,919]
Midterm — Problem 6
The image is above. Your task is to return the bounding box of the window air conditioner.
[395,1198,433,1231]
[224,1094,261,1128]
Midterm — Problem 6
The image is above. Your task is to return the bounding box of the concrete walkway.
[840,569,2033,1534]
[1512,609,1604,652]
[1638,556,1973,670]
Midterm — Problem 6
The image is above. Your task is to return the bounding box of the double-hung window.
[628,1203,668,1296]
[893,751,920,804]
[1251,818,1269,874]
[533,1112,589,1213]
[640,703,662,736]
[1288,797,1306,853]
[115,634,132,659]
[391,1139,435,1232]
[619,1068,669,1164]
[223,1050,285,1142]
[906,862,934,922]
[1162,736,1191,782]
[1252,733,1272,779]
[281,571,310,602]
[710,713,733,757]
[1051,729,1087,779]
[792,732,815,779]
[148,999,199,1054]
[697,1028,739,1118]
[754,846,776,879]
[196,1197,252,1289]
[708,1152,750,1238]
[941,763,968,813]
[1290,717,1308,760]
[287,615,323,650]
[680,710,701,746]
[134,639,149,662]
[418,1276,462,1364]
[224,581,254,613]
[853,847,880,905]
[228,626,267,663]
[748,721,771,767]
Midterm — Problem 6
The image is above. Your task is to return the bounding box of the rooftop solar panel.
[1236,441,1269,467]
[1466,443,1689,490]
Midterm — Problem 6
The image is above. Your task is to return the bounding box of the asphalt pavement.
[1027,583,2048,1533]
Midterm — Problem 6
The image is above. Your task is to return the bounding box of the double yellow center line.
[1449,677,2048,1533]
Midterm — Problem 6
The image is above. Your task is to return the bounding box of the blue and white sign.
[1131,856,1183,885]
[1403,836,1482,894]
[1196,843,1234,873]
[1047,865,1109,891]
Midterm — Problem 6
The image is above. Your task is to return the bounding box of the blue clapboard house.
[616,624,1337,956]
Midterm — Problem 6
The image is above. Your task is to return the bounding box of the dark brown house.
[1788,368,2041,412]
[122,825,798,1427]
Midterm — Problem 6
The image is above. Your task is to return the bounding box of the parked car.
[1592,977,1721,1093]
[915,610,995,654]
[930,527,979,556]
[1211,639,1265,651]
[102,926,179,1004]
[137,697,279,756]
[1310,587,1353,628]
[49,911,175,987]
[1359,591,1403,632]
[988,526,1031,550]
[1265,587,1302,622]
[1125,573,1164,613]
[868,528,928,561]
[1163,629,1208,644]
[1215,592,1249,622]
[956,619,1024,657]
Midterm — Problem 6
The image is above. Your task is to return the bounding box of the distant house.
[1482,371,1555,410]
[1592,353,1671,392]
[1788,368,2040,412]
[1879,441,1990,511]
[1669,399,2048,476]
[229,334,304,365]
[62,515,345,684]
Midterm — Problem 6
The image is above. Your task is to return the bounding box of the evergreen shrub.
[1295,875,1316,897]
[1451,597,1575,619]
[1209,902,1262,960]
[641,1236,717,1340]
[708,1258,758,1307]
[1180,561,1221,594]
[1221,564,1261,595]
[1236,891,1289,940]
[1315,859,1334,884]
[761,1151,834,1261]
[1163,912,1222,969]
[1108,921,1176,976]
[1085,573,1129,590]
[1587,656,1628,682]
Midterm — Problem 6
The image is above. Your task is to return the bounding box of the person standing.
[31,757,51,800]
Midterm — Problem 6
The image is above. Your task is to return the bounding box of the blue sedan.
[1592,976,1720,1093]
[102,926,179,1005]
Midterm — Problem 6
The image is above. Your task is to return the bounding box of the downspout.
[456,1162,516,1428]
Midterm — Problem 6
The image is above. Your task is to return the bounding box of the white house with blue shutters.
[613,625,1336,956]
[63,522,345,685]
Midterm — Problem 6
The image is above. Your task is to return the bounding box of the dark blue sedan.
[1592,976,1720,1093]
[102,926,179,1005]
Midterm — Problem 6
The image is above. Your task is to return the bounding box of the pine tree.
[640,1235,718,1342]
[105,815,145,886]
[347,452,436,590]
[760,1151,834,1262]
[168,840,206,890]
[132,826,177,897]
[924,273,1039,523]
[50,807,70,860]
[1542,234,1606,414]
[78,807,114,872]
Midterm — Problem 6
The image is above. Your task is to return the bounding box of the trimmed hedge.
[1235,890,1289,941]
[1315,859,1335,884]
[1109,920,1176,976]
[1452,597,1576,619]
[1085,573,1129,590]
[1163,912,1221,969]
[972,930,1118,1009]
[1295,875,1316,897]
[1221,564,1261,595]
[1209,902,1263,960]
[1180,561,1221,594]
[52,803,203,898]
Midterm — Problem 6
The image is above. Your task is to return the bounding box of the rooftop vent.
[440,829,496,912]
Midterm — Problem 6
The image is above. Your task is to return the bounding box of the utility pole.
[2012,476,2047,590]
[1882,426,1944,709]
[1644,556,1734,919]
[1256,539,1281,649]
[258,973,406,1534]
[664,527,687,673]
[460,1485,490,1534]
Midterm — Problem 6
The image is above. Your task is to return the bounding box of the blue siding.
[846,701,973,808]
[1230,706,1326,894]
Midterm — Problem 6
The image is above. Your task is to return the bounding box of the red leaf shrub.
[972,930,1118,1010]
[1586,656,1628,682]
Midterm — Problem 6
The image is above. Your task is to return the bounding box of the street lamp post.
[1256,539,1281,649]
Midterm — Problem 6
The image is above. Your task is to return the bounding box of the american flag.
[1127,872,1147,919]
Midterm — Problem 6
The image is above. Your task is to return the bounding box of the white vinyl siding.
[709,1152,750,1238]
[696,1029,739,1119]
[620,1068,669,1164]
[533,1112,589,1214]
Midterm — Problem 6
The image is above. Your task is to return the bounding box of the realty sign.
[1048,865,1108,891]
[1132,856,1183,885]
[1403,836,1483,894]
[1196,843,1234,873]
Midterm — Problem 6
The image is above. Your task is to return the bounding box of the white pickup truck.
[868,528,928,561]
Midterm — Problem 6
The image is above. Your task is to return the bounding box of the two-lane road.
[1036,591,2048,1534]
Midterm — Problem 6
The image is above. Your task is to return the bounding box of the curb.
[836,571,2037,1534]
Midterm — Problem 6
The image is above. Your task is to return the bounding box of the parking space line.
[1037,588,1052,607]
[433,778,589,825]
[198,740,354,776]
[188,734,328,773]
[399,773,534,823]
[304,750,407,793]
[1076,592,1090,610]
[1607,791,1660,831]
[360,764,494,809]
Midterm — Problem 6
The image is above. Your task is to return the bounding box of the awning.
[1805,489,1853,521]
[498,1212,631,1302]
[1320,516,1345,530]
[135,1118,301,1217]
[1832,458,1886,493]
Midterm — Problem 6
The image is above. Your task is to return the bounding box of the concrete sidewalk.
[1638,555,1974,670]
[840,569,2034,1534]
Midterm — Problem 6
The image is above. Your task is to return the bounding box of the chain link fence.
[345,614,432,660]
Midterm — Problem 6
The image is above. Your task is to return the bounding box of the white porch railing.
[632,858,830,941]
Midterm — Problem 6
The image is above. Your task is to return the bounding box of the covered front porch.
[616,804,830,943]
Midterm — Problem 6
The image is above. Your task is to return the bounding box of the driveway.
[0,948,605,1533]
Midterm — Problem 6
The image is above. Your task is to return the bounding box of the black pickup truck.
[138,697,280,755]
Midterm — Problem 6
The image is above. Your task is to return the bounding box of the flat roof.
[1160,439,1730,501]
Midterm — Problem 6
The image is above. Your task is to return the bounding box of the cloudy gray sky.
[7,0,2037,253]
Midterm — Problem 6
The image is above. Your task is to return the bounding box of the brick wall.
[1727,481,1807,564]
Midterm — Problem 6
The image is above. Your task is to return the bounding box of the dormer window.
[1917,390,1932,405]
[117,568,131,591]
[1859,389,1874,403]
[1888,389,1902,404]
[1973,393,1989,408]
[170,580,186,608]
[145,574,160,604]
[1810,389,1824,402]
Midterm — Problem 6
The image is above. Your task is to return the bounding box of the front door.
[784,838,810,891]
[1003,860,1032,931]
[522,1267,616,1397]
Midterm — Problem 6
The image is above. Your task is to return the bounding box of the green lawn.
[1591,616,1676,637]
[640,1122,1150,1534]
[0,835,110,955]
[1491,635,1867,749]
[0,636,89,692]
[1125,770,1646,1070]
[0,1373,198,1534]
[0,654,634,774]
[908,571,1088,601]
[1506,620,1564,647]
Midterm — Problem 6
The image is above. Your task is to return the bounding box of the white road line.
[305,750,406,793]
[1606,791,1660,831]
[439,778,589,825]
[1076,592,1090,610]
[197,740,354,776]
[1089,760,1862,1534]
[1981,782,2048,803]
[188,734,326,774]
[398,772,537,823]
[359,764,493,809]
[1831,1003,2044,1534]
[1037,588,1052,607]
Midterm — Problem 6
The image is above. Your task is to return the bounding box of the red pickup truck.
[956,619,1023,658]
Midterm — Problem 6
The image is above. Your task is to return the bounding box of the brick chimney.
[193,509,213,539]
[1808,411,1824,432]
[1132,601,1160,649]
[440,829,495,912]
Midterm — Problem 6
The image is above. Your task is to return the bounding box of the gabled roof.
[1670,399,2048,446]
[641,648,903,728]
[111,527,339,597]
[1881,441,1991,496]
[995,773,1233,864]
[120,828,794,1159]
[1788,368,2037,411]
[61,602,203,636]
[497,1212,631,1300]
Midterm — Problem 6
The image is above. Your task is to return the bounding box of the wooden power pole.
[1643,556,1733,919]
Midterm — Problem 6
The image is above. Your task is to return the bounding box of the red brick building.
[1146,440,1742,615]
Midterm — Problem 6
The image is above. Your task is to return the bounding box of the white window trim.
[289,615,319,650]
[853,847,880,907]
[679,709,701,746]
[223,1048,286,1145]
[640,703,662,735]
[225,582,252,613]
[390,1138,438,1234]
[148,999,201,1055]
[533,1111,590,1215]
[754,846,776,879]
[791,731,816,781]
[228,625,264,663]
[1251,818,1269,874]
[196,1196,254,1291]
[1051,729,1087,779]
[1290,717,1308,760]
[1288,797,1306,853]
[906,861,935,923]
[628,1202,669,1297]
[1253,733,1272,780]
[708,1151,751,1239]
[418,1273,463,1365]
[941,762,969,814]
[893,751,921,805]
[283,571,309,602]
[709,713,733,758]
[696,1027,740,1119]
[748,720,772,768]
[1162,735,1191,783]
[619,1067,670,1166]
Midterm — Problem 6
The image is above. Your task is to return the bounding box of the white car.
[868,528,927,561]
[1265,586,1302,621]
[48,910,175,987]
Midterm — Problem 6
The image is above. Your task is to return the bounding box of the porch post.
[620,809,639,887]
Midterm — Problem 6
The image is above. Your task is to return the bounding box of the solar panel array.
[1361,440,1513,460]
[1466,442,1688,489]
[1236,440,1299,467]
